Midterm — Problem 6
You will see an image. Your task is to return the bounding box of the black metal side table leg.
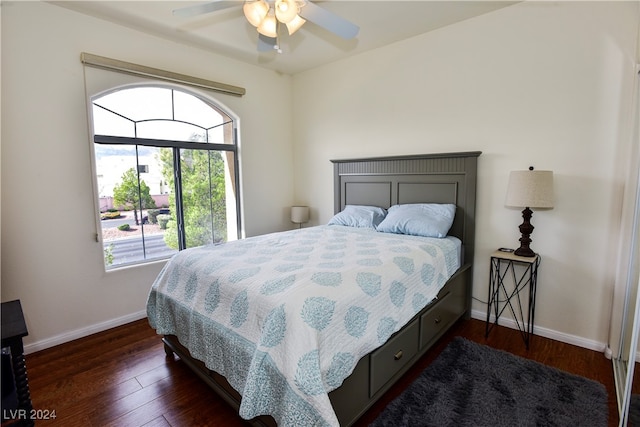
[484,251,540,349]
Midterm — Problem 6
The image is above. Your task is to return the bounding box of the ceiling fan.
[173,0,359,53]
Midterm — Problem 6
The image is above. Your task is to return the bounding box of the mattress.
[147,225,461,426]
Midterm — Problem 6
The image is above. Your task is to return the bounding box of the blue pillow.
[328,205,387,229]
[376,204,456,238]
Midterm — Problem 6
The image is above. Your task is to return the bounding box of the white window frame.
[85,75,242,271]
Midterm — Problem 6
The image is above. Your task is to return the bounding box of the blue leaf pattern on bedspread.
[275,263,304,272]
[311,272,342,287]
[326,243,347,250]
[421,263,435,285]
[301,297,336,331]
[377,317,398,344]
[357,249,380,255]
[393,256,415,275]
[357,272,382,296]
[166,265,181,293]
[344,306,369,338]
[146,225,461,427]
[357,258,383,266]
[229,267,260,283]
[321,251,344,260]
[261,275,296,295]
[202,259,226,274]
[412,293,428,312]
[230,290,249,328]
[325,353,355,388]
[184,273,198,302]
[295,350,324,395]
[389,281,407,308]
[261,305,286,347]
[203,279,220,313]
[420,244,438,257]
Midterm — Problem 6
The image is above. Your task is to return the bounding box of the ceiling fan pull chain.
[274,21,282,53]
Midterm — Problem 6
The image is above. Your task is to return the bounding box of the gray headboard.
[331,151,481,265]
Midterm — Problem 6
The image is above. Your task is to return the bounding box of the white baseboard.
[24,310,148,354]
[470,309,608,354]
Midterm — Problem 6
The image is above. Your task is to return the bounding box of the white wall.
[1,2,295,351]
[292,1,640,350]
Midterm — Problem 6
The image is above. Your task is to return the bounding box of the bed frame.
[162,151,481,426]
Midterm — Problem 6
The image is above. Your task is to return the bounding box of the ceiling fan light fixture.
[275,0,299,24]
[173,0,358,54]
[286,14,306,35]
[243,0,269,28]
[257,11,278,38]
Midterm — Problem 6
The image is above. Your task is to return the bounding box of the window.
[91,85,240,270]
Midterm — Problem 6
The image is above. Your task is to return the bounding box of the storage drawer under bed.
[419,291,455,348]
[369,319,419,397]
[420,270,467,349]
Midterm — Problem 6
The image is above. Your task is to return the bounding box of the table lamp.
[291,206,310,228]
[505,167,554,257]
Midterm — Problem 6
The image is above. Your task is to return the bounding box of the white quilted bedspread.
[147,225,461,426]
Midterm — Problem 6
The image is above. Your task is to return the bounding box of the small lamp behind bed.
[505,167,554,257]
[291,206,310,228]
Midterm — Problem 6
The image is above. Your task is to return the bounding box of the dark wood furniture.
[161,151,481,426]
[1,300,34,427]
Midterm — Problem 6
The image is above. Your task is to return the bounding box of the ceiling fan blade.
[257,34,278,52]
[173,1,241,18]
[298,1,359,40]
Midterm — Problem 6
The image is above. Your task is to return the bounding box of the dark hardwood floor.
[19,317,619,427]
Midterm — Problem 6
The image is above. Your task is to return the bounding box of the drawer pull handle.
[394,350,404,360]
[434,317,441,324]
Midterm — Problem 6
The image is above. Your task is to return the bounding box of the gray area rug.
[371,337,608,427]
[629,394,640,426]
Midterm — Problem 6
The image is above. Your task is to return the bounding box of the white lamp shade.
[243,0,269,27]
[291,206,310,224]
[257,12,278,37]
[505,170,554,209]
[286,15,306,35]
[275,0,299,24]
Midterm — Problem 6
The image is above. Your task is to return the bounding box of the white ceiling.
[52,1,517,75]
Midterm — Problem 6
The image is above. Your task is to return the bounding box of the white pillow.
[328,205,387,229]
[376,204,456,238]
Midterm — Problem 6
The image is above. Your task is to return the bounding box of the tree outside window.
[112,168,156,226]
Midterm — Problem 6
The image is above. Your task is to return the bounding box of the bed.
[147,151,480,426]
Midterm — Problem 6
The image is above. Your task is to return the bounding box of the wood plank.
[31,351,167,410]
[88,376,178,425]
[135,363,174,388]
[28,327,160,390]
[141,416,171,427]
